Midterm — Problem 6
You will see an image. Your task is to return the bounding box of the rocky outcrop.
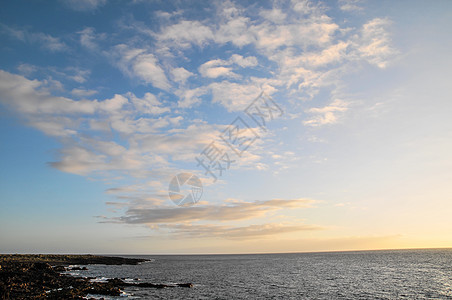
[0,254,193,299]
[107,278,194,289]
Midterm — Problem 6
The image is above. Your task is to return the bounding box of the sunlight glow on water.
[79,249,452,299]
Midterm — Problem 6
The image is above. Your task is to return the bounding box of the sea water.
[72,249,452,299]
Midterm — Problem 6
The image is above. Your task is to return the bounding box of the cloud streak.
[156,223,323,240]
[107,199,314,224]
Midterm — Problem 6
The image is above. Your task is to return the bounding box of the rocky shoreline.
[0,254,193,299]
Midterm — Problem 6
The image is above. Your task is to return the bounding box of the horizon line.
[3,246,452,256]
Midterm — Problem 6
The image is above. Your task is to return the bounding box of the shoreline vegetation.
[0,254,193,299]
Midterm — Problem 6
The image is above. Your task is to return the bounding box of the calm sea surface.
[71,249,452,299]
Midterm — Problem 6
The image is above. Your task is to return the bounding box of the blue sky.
[1,0,451,254]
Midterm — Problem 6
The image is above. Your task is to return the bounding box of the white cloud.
[198,54,258,79]
[0,1,401,244]
[63,67,91,83]
[215,15,255,47]
[291,0,321,15]
[199,59,237,79]
[30,117,78,137]
[259,8,288,24]
[0,70,97,115]
[230,54,258,67]
[78,27,105,50]
[0,71,220,177]
[300,41,349,67]
[156,20,214,49]
[356,18,395,68]
[35,33,67,52]
[114,44,171,90]
[128,92,170,115]
[303,99,349,126]
[209,81,263,112]
[176,87,208,108]
[40,118,213,177]
[338,0,364,12]
[170,67,194,84]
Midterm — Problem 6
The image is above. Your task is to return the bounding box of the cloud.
[62,67,91,83]
[0,70,98,115]
[170,67,194,84]
[29,117,78,137]
[0,71,196,178]
[1,25,67,52]
[176,87,208,108]
[356,18,395,68]
[209,81,262,111]
[49,145,111,174]
[111,198,314,224]
[215,14,254,47]
[299,41,349,67]
[121,0,395,112]
[198,54,257,79]
[71,88,98,97]
[230,54,258,67]
[156,20,214,49]
[0,1,400,246]
[128,92,170,115]
[62,0,107,11]
[259,8,288,24]
[78,27,105,50]
[303,99,349,126]
[113,44,171,90]
[200,64,235,79]
[157,222,322,240]
[338,0,364,12]
[17,64,38,76]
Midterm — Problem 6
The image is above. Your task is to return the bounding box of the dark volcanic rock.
[107,277,193,289]
[0,255,148,299]
[68,266,88,271]
[0,254,192,299]
[52,265,66,272]
[177,283,194,288]
[0,281,10,299]
[0,254,148,266]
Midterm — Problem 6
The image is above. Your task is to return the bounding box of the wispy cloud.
[0,0,399,245]
[107,199,315,224]
[198,55,257,79]
[1,24,67,52]
[156,222,322,240]
[338,0,364,12]
[62,0,107,11]
[71,88,98,98]
[155,20,214,49]
[112,44,171,90]
[78,27,106,50]
[304,99,349,127]
[356,18,396,68]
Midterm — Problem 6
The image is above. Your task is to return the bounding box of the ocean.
[69,249,452,299]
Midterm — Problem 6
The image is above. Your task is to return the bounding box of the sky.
[0,0,451,254]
